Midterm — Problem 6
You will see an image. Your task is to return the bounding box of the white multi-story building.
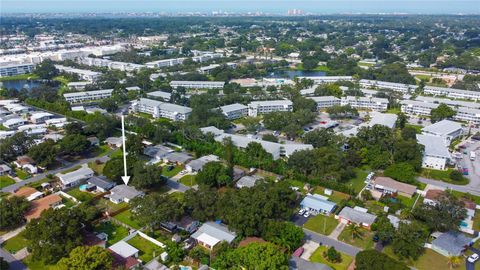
[309,96,341,110]
[55,65,101,82]
[340,96,388,111]
[145,58,186,68]
[146,90,171,101]
[417,134,451,170]
[0,62,35,77]
[424,86,480,101]
[63,89,113,104]
[400,100,438,116]
[131,98,192,121]
[422,120,463,146]
[454,107,480,124]
[248,100,293,117]
[67,82,91,90]
[219,103,248,120]
[79,57,146,72]
[415,96,480,110]
[359,79,417,94]
[170,81,225,89]
[298,76,354,84]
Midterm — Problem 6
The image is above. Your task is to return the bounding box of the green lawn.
[109,148,123,158]
[95,221,129,246]
[397,194,419,209]
[304,214,339,235]
[94,199,129,213]
[14,169,29,180]
[93,145,111,157]
[344,167,370,194]
[60,195,77,208]
[383,246,465,270]
[27,178,50,189]
[66,188,95,202]
[88,161,105,175]
[309,245,354,270]
[2,232,28,254]
[0,175,16,188]
[179,175,197,186]
[386,108,401,114]
[419,168,469,185]
[337,227,374,249]
[127,235,163,262]
[162,165,183,178]
[313,186,351,204]
[114,209,141,229]
[53,75,70,85]
[60,165,82,174]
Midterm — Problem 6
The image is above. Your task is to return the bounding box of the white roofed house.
[131,98,192,121]
[191,222,237,250]
[0,164,12,176]
[219,103,248,120]
[421,120,463,146]
[29,112,54,124]
[108,184,144,204]
[44,117,68,128]
[186,155,220,173]
[56,165,94,189]
[3,118,27,129]
[300,194,337,215]
[235,175,263,188]
[417,134,451,170]
[105,137,123,148]
[248,100,293,117]
[146,90,172,101]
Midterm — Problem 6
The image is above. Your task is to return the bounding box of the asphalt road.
[165,178,190,193]
[0,248,27,270]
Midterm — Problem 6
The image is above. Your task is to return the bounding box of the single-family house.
[289,257,333,270]
[105,137,123,148]
[172,216,201,234]
[235,175,263,189]
[423,189,445,206]
[87,176,116,192]
[25,194,62,221]
[300,194,337,215]
[0,164,11,176]
[143,145,174,159]
[87,136,100,146]
[109,184,144,204]
[371,176,417,198]
[191,222,237,250]
[431,231,473,256]
[14,155,38,174]
[13,186,44,201]
[185,155,220,172]
[109,241,139,258]
[56,165,94,188]
[163,151,193,165]
[110,251,141,270]
[337,206,377,229]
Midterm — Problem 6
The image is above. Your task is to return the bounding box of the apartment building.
[63,89,113,104]
[247,100,293,117]
[310,96,341,110]
[297,76,354,84]
[79,57,146,72]
[170,81,225,89]
[423,86,480,101]
[131,98,192,121]
[145,58,186,68]
[417,134,451,170]
[340,96,389,111]
[55,65,101,82]
[359,79,417,93]
[454,107,480,123]
[219,103,248,120]
[400,100,438,116]
[0,62,34,77]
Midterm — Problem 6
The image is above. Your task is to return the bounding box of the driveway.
[329,222,346,239]
[300,240,319,260]
[303,228,361,257]
[292,214,309,227]
[165,178,190,193]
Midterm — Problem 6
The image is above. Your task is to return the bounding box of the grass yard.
[53,75,70,85]
[344,166,371,193]
[88,161,105,175]
[14,168,29,180]
[179,175,197,186]
[95,221,129,246]
[337,227,374,249]
[304,214,339,235]
[114,209,141,229]
[419,168,469,185]
[386,108,401,114]
[397,194,419,209]
[95,199,128,213]
[0,175,16,188]
[27,178,50,189]
[2,232,28,254]
[60,195,77,208]
[309,245,354,270]
[0,74,39,81]
[162,165,183,178]
[127,235,163,262]
[109,148,123,158]
[383,246,465,270]
[67,188,95,202]
[314,186,351,204]
[93,145,111,157]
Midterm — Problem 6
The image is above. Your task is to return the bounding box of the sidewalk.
[0,226,25,244]
[329,222,346,240]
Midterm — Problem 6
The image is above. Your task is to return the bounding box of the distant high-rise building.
[287,9,305,15]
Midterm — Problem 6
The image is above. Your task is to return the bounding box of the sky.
[2,0,480,14]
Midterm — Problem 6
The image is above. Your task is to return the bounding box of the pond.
[267,70,327,79]
[0,80,42,91]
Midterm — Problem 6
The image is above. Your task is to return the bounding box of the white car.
[298,209,306,215]
[468,253,479,263]
[303,211,310,218]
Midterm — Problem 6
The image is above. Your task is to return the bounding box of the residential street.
[303,228,361,257]
[0,248,27,270]
[417,177,480,196]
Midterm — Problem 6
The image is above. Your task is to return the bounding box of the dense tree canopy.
[57,246,113,270]
[0,196,31,230]
[212,243,289,270]
[356,250,408,270]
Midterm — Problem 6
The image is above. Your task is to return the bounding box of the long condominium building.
[0,62,35,77]
[55,65,101,82]
[423,86,480,101]
[248,100,293,117]
[219,103,248,120]
[170,81,225,89]
[359,79,417,94]
[131,98,192,121]
[401,99,480,123]
[146,58,186,68]
[63,89,113,104]
[297,76,354,84]
[78,57,146,72]
[309,96,388,111]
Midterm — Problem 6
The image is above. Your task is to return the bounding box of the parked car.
[468,253,479,263]
[373,234,379,242]
[298,209,306,215]
[463,167,469,175]
[303,211,310,218]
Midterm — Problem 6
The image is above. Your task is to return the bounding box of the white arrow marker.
[121,115,130,185]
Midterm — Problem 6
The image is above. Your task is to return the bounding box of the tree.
[373,215,395,244]
[302,56,319,70]
[303,128,338,148]
[59,134,90,155]
[0,196,31,230]
[132,162,165,189]
[450,170,464,182]
[391,221,428,260]
[447,256,463,269]
[261,221,304,252]
[430,103,455,123]
[103,157,124,183]
[196,161,231,188]
[184,185,219,221]
[384,163,416,184]
[262,134,279,143]
[212,243,289,270]
[396,113,407,129]
[401,127,417,140]
[34,59,58,80]
[325,247,342,263]
[126,134,144,158]
[83,113,119,140]
[28,139,58,168]
[223,138,234,178]
[355,250,408,270]
[189,246,210,265]
[165,241,186,264]
[25,208,85,264]
[315,84,343,98]
[413,192,467,232]
[0,257,9,270]
[0,132,35,161]
[131,193,183,232]
[98,98,118,113]
[345,223,363,239]
[57,246,113,270]
[64,122,84,136]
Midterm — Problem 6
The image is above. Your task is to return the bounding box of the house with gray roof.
[109,184,144,204]
[191,222,236,250]
[108,241,139,259]
[422,120,463,146]
[219,103,248,120]
[163,151,193,164]
[144,145,174,159]
[147,90,172,101]
[87,176,115,192]
[338,206,377,229]
[431,231,473,256]
[235,175,263,189]
[105,137,123,148]
[56,165,94,189]
[185,155,220,172]
[289,257,332,270]
[300,194,337,215]
[0,164,12,176]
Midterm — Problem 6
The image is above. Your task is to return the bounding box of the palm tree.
[346,223,363,239]
[447,256,463,269]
